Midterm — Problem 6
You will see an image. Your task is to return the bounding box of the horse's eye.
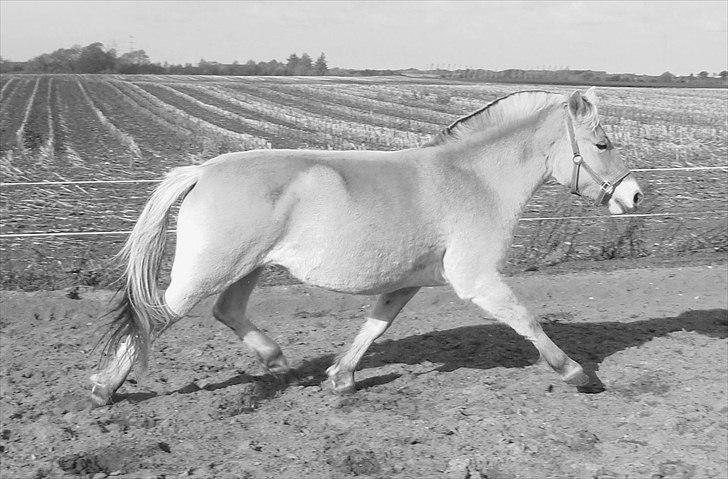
[596,143,608,151]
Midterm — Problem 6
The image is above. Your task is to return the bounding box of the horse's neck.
[487,136,549,216]
[441,123,556,224]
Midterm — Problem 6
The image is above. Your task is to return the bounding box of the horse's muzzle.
[608,175,643,214]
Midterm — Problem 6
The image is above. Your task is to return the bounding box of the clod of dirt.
[57,452,107,475]
[52,393,94,415]
[329,448,381,476]
[101,411,158,432]
[56,442,169,476]
[66,287,81,300]
[443,457,511,479]
[209,380,282,418]
[653,460,696,479]
[293,309,330,318]
[443,457,471,478]
[593,467,625,479]
[616,373,672,398]
[565,429,600,451]
[209,384,259,418]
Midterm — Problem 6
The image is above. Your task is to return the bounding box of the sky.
[1,0,726,76]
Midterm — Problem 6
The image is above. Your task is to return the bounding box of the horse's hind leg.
[327,287,420,393]
[89,285,206,406]
[90,258,231,406]
[90,336,136,405]
[451,274,589,386]
[213,269,289,375]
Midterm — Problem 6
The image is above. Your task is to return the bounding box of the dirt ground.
[1,263,726,479]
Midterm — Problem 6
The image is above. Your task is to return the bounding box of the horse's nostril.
[633,192,643,205]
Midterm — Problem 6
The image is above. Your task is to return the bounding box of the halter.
[563,105,631,205]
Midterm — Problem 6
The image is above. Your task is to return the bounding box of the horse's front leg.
[449,269,589,386]
[327,287,420,393]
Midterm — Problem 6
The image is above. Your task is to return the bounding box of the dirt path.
[1,264,726,478]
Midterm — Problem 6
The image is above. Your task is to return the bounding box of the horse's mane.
[425,90,577,147]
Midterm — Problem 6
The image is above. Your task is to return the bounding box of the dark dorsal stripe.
[425,90,554,147]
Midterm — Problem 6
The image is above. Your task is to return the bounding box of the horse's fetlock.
[326,364,340,377]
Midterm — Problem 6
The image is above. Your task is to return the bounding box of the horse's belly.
[260,160,446,293]
[264,239,446,294]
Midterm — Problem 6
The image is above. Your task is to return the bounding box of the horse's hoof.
[563,368,590,387]
[266,362,291,376]
[90,384,111,407]
[327,372,356,394]
[330,380,356,395]
[260,352,290,376]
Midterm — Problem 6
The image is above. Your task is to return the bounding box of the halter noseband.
[563,105,631,206]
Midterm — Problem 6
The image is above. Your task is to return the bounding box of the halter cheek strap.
[564,105,631,206]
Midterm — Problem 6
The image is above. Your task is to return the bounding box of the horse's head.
[550,87,643,214]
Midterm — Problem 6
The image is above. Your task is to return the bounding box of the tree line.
[1,41,725,88]
[0,42,328,76]
[440,67,728,88]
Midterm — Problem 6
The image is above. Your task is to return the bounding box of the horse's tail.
[102,165,200,369]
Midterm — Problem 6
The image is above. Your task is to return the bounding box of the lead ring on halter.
[563,105,631,206]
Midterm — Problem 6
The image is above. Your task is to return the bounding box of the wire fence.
[1,165,726,240]
[1,166,726,188]
[1,210,726,239]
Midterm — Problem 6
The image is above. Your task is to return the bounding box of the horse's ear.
[584,86,599,106]
[568,90,588,117]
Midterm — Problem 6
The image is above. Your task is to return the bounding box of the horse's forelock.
[582,99,601,131]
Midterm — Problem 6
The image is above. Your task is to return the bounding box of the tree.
[119,49,150,66]
[698,71,709,79]
[285,54,300,75]
[720,70,728,79]
[314,53,328,76]
[296,52,313,75]
[117,50,151,73]
[0,56,19,73]
[77,42,115,73]
[658,71,675,83]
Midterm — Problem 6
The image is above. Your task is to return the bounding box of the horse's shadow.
[113,308,727,404]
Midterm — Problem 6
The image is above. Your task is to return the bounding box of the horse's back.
[184,149,447,293]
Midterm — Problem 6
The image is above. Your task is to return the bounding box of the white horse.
[91,87,643,405]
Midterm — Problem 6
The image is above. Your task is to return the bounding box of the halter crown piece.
[563,105,631,206]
